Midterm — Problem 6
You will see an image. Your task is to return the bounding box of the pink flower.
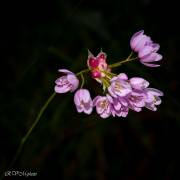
[126,90,146,112]
[55,69,79,93]
[144,88,164,111]
[130,30,162,67]
[128,77,163,111]
[108,73,132,97]
[130,30,152,52]
[74,89,93,114]
[111,97,129,117]
[139,43,162,67]
[93,94,113,118]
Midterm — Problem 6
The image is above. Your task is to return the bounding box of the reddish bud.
[88,57,99,68]
[99,53,105,59]
[91,70,101,78]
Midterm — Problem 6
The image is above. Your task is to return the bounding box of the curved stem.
[109,51,137,68]
[1,68,89,178]
[0,92,56,179]
[13,92,56,165]
[76,69,90,76]
[109,57,137,68]
[0,67,89,179]
[80,73,85,88]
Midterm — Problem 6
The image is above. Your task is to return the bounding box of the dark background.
[1,0,180,179]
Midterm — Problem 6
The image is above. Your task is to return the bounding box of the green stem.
[109,52,137,68]
[101,70,117,79]
[12,92,56,165]
[0,68,89,179]
[76,69,90,76]
[0,92,56,179]
[80,73,85,88]
[109,57,137,68]
[102,78,110,87]
[1,68,89,178]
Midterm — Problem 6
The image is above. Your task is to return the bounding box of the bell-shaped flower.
[108,73,132,97]
[130,30,162,67]
[111,97,129,117]
[139,43,162,67]
[55,69,79,93]
[130,30,152,52]
[93,94,113,118]
[126,90,146,112]
[144,88,164,111]
[74,89,93,114]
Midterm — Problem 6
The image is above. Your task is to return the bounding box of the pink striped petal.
[58,69,74,74]
[141,62,160,67]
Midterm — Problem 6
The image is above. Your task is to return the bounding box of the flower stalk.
[0,92,56,179]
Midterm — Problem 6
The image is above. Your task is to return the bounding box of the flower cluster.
[54,30,163,118]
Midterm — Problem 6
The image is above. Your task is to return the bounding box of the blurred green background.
[1,0,180,179]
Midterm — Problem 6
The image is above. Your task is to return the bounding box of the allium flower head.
[55,69,79,93]
[55,30,164,119]
[74,89,93,114]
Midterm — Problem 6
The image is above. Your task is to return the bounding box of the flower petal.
[130,30,144,50]
[146,88,164,96]
[55,85,70,93]
[154,96,162,105]
[118,73,128,80]
[141,62,160,67]
[81,89,91,103]
[96,97,107,114]
[119,97,128,106]
[121,111,128,117]
[100,107,111,118]
[145,103,157,111]
[106,94,113,103]
[67,74,79,92]
[151,43,160,52]
[113,99,121,111]
[139,46,153,58]
[134,35,149,52]
[93,96,101,106]
[74,91,81,106]
[76,105,83,113]
[130,77,149,89]
[84,103,93,114]
[55,76,66,85]
[141,53,162,62]
[58,69,74,74]
[108,86,118,98]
